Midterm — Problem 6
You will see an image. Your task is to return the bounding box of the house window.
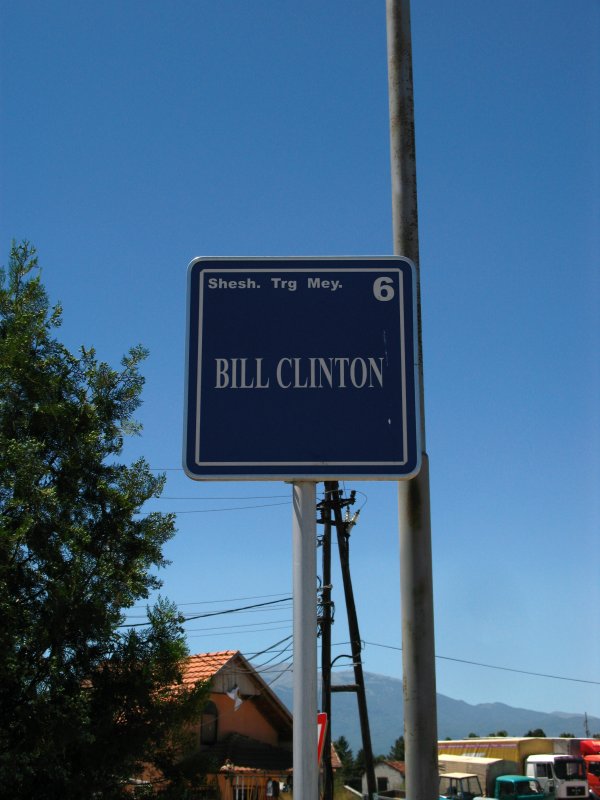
[200,701,218,745]
[378,777,389,792]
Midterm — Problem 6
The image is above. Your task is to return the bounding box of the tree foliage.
[354,747,366,776]
[0,242,208,798]
[388,735,405,760]
[333,735,355,779]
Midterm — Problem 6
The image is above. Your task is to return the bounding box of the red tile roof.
[385,760,405,774]
[330,744,342,770]
[180,650,293,738]
[182,650,238,685]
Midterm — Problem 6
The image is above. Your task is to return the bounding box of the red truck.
[579,740,600,800]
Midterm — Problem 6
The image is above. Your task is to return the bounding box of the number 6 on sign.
[373,276,395,301]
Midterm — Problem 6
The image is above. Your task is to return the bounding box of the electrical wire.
[123,596,600,687]
[186,624,292,639]
[127,592,291,611]
[120,596,292,628]
[134,500,290,516]
[247,635,294,661]
[124,595,599,687]
[184,620,292,634]
[258,655,295,684]
[154,495,289,500]
[361,640,600,686]
[123,605,292,622]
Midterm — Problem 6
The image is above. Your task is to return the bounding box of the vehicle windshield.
[439,777,482,799]
[514,780,545,796]
[554,759,586,780]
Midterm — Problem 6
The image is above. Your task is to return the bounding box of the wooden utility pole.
[318,483,377,800]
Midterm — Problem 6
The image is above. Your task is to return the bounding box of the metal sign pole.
[386,2,439,800]
[292,480,318,799]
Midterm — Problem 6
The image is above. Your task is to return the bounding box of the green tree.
[525,729,547,737]
[388,735,405,760]
[354,747,366,777]
[559,732,575,738]
[0,242,208,798]
[333,735,354,780]
[351,748,384,779]
[488,730,509,737]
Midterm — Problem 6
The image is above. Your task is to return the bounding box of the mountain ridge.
[265,668,600,755]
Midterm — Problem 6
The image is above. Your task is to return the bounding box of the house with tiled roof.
[361,759,406,797]
[180,650,293,798]
[134,649,346,798]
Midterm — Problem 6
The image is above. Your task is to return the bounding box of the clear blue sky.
[1,0,599,728]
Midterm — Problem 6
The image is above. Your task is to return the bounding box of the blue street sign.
[184,257,420,480]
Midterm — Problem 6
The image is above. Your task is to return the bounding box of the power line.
[123,593,599,688]
[248,635,294,663]
[128,592,291,611]
[257,655,295,681]
[134,500,290,516]
[125,606,292,622]
[121,596,292,628]
[145,468,367,506]
[170,501,290,513]
[186,624,292,639]
[184,621,292,634]
[362,640,600,687]
[155,495,290,500]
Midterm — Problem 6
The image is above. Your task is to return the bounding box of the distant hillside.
[266,668,600,755]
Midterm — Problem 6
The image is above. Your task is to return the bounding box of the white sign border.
[184,256,421,481]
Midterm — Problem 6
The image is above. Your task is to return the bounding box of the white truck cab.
[525,754,587,800]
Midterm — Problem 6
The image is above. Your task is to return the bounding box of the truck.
[523,739,600,800]
[439,756,522,798]
[439,771,484,800]
[481,775,546,800]
[437,739,588,800]
[546,736,600,800]
[573,740,600,800]
[438,760,544,800]
[524,753,586,799]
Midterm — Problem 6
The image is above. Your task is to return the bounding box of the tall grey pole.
[292,481,318,800]
[386,4,439,800]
